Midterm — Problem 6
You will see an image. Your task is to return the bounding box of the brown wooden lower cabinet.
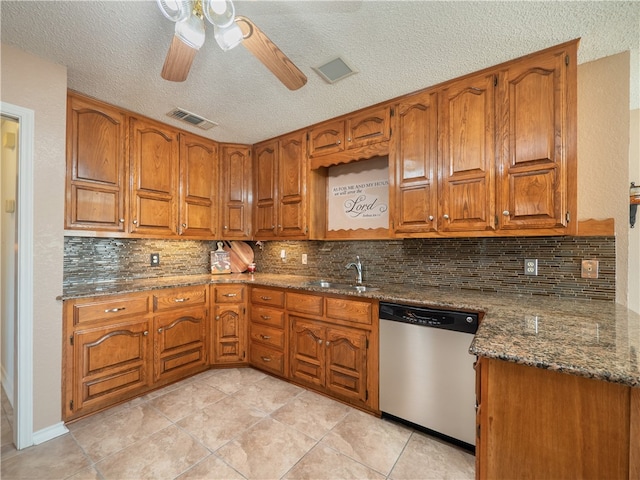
[476,357,635,480]
[249,287,377,412]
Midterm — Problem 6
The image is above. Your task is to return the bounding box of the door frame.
[1,101,34,449]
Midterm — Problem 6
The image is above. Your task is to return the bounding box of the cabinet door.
[212,304,246,364]
[253,140,278,239]
[129,117,179,236]
[72,319,152,414]
[391,90,439,234]
[154,306,208,382]
[179,133,218,238]
[220,144,252,239]
[290,317,325,388]
[497,45,576,231]
[308,119,345,158]
[278,131,308,238]
[439,72,496,233]
[325,327,367,404]
[65,94,127,232]
[346,106,391,149]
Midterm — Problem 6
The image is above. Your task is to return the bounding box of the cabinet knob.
[224,225,228,229]
[428,215,434,221]
[347,137,352,142]
[119,218,125,223]
[502,210,510,216]
[326,341,331,346]
[260,334,271,340]
[143,331,149,336]
[132,219,138,225]
[215,315,220,320]
[271,225,276,230]
[318,339,323,344]
[261,356,272,362]
[336,140,341,145]
[182,223,187,228]
[157,328,163,333]
[443,214,450,220]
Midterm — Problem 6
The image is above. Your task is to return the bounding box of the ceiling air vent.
[166,108,218,130]
[313,56,358,84]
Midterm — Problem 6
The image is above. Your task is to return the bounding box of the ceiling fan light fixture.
[214,22,243,51]
[157,0,193,22]
[203,0,235,28]
[175,14,206,49]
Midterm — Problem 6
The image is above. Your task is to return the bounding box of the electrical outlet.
[302,253,308,265]
[581,259,599,279]
[524,259,538,276]
[150,253,160,266]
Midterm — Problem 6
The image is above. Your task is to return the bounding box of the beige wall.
[578,51,631,306]
[0,43,67,431]
[630,109,640,313]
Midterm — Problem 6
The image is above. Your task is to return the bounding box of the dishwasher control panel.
[379,302,478,334]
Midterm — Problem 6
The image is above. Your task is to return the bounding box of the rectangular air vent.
[166,108,218,130]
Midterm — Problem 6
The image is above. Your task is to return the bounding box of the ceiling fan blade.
[161,35,198,82]
[235,16,307,91]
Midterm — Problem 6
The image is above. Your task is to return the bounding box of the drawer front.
[286,292,323,316]
[73,294,150,326]
[326,297,372,325]
[250,324,285,350]
[215,284,245,303]
[251,287,285,308]
[250,344,285,376]
[153,286,207,312]
[250,305,285,329]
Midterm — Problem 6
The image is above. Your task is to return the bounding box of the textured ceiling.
[2,1,639,144]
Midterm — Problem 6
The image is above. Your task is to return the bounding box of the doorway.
[1,102,35,450]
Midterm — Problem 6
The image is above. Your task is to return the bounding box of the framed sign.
[327,156,389,231]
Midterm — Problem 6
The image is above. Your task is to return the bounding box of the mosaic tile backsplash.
[64,236,615,301]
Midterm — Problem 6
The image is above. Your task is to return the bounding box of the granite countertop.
[61,273,640,388]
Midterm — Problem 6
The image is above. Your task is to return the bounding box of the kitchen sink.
[304,280,380,292]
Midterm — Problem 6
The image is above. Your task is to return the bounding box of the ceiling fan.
[157,0,307,90]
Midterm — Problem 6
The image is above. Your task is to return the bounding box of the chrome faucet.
[345,256,363,285]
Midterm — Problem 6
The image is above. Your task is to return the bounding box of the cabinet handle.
[223,293,237,297]
[143,331,149,336]
[174,297,188,302]
[443,214,450,220]
[261,356,272,362]
[157,328,163,333]
[260,315,271,320]
[260,296,272,301]
[502,210,510,216]
[104,307,125,313]
[132,219,138,225]
[428,215,434,221]
[119,218,125,223]
[260,334,271,340]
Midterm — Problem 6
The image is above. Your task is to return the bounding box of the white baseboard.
[32,422,69,446]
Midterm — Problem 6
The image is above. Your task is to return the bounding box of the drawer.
[250,324,285,350]
[72,294,150,326]
[251,287,285,308]
[153,286,207,312]
[250,305,285,329]
[326,297,372,325]
[214,284,245,303]
[286,292,323,316]
[250,344,285,376]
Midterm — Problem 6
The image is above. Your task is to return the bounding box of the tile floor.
[1,368,475,479]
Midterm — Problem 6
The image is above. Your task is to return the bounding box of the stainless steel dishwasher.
[379,302,478,450]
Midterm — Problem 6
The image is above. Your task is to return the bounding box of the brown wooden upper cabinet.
[391,39,577,237]
[496,43,577,233]
[179,133,219,238]
[220,143,252,240]
[129,117,180,236]
[253,131,308,240]
[308,106,391,158]
[65,93,127,232]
